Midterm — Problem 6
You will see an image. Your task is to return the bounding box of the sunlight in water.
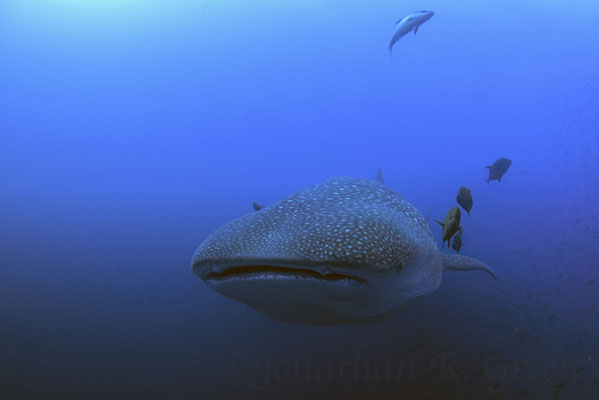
[1,0,202,37]
[4,0,183,25]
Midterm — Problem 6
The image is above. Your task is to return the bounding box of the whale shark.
[389,10,435,56]
[192,177,496,326]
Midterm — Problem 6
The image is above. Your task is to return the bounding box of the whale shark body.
[192,177,496,326]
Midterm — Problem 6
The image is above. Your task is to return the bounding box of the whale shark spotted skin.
[192,177,496,326]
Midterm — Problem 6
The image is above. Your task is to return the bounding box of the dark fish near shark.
[192,177,495,326]
[252,202,263,211]
[456,186,473,216]
[486,157,512,183]
[452,228,463,254]
[434,206,461,249]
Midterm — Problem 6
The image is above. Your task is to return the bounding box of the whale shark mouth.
[195,261,421,326]
[201,264,367,284]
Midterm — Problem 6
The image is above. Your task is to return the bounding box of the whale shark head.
[192,177,444,326]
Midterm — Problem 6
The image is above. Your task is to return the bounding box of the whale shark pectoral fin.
[414,25,419,34]
[441,254,497,280]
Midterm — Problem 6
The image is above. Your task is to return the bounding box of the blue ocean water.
[1,0,599,398]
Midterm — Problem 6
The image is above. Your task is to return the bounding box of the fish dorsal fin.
[376,168,385,184]
[441,253,497,279]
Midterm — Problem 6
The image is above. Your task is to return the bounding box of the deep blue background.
[2,0,599,398]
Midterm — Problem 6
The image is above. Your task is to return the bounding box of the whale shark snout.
[193,254,440,326]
